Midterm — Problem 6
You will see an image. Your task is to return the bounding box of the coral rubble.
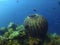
[0,14,60,45]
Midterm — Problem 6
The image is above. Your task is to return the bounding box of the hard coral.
[24,14,48,38]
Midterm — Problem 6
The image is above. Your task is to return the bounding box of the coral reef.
[0,14,60,45]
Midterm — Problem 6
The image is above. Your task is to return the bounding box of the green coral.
[8,28,14,34]
[3,32,9,38]
[9,31,19,39]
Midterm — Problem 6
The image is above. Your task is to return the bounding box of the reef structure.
[24,14,48,38]
[0,14,60,45]
[24,14,48,45]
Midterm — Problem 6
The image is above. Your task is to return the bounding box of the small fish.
[16,0,19,3]
[52,8,56,10]
[33,8,37,12]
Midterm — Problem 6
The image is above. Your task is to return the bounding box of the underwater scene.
[0,0,60,45]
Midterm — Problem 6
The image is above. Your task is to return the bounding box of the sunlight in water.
[0,0,9,3]
[0,0,8,2]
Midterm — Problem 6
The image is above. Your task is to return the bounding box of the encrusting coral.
[0,14,60,45]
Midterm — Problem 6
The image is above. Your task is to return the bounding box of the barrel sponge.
[24,14,48,38]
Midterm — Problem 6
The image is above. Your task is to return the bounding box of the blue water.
[0,0,60,34]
